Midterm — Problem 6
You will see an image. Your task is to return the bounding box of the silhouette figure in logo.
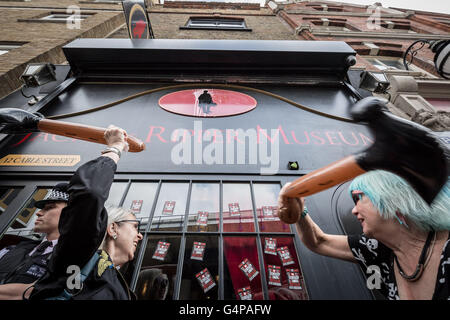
[198,90,217,114]
[132,20,147,39]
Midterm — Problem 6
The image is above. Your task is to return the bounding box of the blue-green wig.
[349,170,450,231]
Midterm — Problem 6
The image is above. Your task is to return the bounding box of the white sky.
[274,0,450,15]
[162,0,450,15]
[325,0,450,15]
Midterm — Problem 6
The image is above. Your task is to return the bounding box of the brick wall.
[163,1,260,10]
[274,1,450,78]
[2,0,449,99]
[0,7,124,98]
[110,10,296,41]
[0,1,298,98]
[0,0,121,10]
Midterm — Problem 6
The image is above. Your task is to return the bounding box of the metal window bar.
[172,180,192,300]
[130,180,162,291]
[218,180,224,299]
[250,181,269,300]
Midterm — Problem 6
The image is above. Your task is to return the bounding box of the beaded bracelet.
[301,205,308,218]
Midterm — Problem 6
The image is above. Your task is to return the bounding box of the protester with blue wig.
[278,170,450,300]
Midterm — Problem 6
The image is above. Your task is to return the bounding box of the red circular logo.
[158,89,257,117]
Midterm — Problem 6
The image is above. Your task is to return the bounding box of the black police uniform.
[0,183,68,286]
[29,156,136,300]
[0,239,52,284]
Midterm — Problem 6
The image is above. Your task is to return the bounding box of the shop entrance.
[0,175,310,300]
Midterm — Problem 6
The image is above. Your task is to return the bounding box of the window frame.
[0,175,306,300]
[180,17,252,32]
[40,14,90,22]
[17,12,94,24]
[127,177,303,300]
[0,44,22,56]
[362,55,438,78]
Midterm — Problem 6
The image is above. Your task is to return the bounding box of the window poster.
[196,268,216,293]
[238,258,259,281]
[237,286,252,300]
[286,268,302,290]
[228,203,240,217]
[264,238,277,256]
[277,246,295,266]
[191,241,206,261]
[268,265,282,286]
[196,211,209,226]
[152,241,170,261]
[130,200,143,214]
[162,201,175,215]
[262,206,276,221]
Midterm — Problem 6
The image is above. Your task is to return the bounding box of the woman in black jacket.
[27,125,143,300]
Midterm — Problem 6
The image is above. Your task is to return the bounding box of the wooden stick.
[38,119,145,152]
[282,156,366,198]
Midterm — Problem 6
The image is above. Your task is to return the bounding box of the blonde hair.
[99,205,136,250]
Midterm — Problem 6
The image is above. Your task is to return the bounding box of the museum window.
[306,18,360,32]
[313,25,351,32]
[306,4,344,12]
[0,188,22,215]
[40,14,90,22]
[362,56,436,78]
[365,56,407,71]
[380,20,428,34]
[0,43,23,56]
[2,188,51,239]
[181,17,251,31]
[18,12,95,24]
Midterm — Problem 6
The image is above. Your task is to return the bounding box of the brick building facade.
[0,0,296,99]
[0,0,126,98]
[270,0,450,130]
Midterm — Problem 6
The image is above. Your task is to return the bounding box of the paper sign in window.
[152,241,170,261]
[196,268,216,293]
[162,201,175,215]
[237,286,252,300]
[262,206,276,221]
[268,265,282,286]
[228,203,240,217]
[286,268,302,290]
[130,200,143,214]
[264,238,277,256]
[277,246,294,266]
[196,211,209,226]
[191,242,206,261]
[239,258,259,281]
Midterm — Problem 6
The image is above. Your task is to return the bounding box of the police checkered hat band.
[35,183,69,209]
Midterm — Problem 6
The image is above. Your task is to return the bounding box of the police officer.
[0,183,69,299]
[28,125,141,300]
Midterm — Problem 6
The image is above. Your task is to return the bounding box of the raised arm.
[47,125,129,275]
[278,183,356,263]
